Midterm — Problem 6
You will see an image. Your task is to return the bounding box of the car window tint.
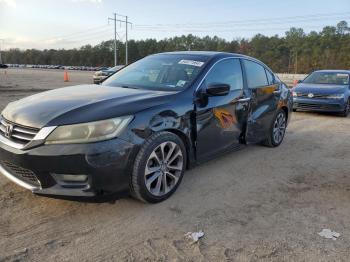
[243,60,268,88]
[265,69,274,85]
[205,59,243,91]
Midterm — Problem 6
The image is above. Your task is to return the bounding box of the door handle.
[237,97,251,102]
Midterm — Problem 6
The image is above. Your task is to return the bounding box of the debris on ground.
[185,231,205,243]
[318,229,340,240]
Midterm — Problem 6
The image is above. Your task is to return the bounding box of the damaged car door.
[194,58,249,161]
[242,59,281,144]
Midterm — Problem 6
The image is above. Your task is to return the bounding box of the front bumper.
[293,97,346,112]
[0,138,139,197]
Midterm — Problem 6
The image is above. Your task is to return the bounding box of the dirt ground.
[0,68,349,262]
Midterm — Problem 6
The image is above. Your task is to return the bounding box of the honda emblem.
[4,124,14,138]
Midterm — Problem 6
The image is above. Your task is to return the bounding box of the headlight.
[292,91,298,97]
[327,94,345,99]
[45,116,133,144]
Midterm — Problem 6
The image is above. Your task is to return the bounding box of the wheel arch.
[163,128,193,170]
[281,106,289,121]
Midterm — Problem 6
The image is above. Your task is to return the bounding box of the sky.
[0,0,349,50]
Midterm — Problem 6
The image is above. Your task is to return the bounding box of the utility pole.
[0,39,3,64]
[108,13,118,66]
[108,13,132,65]
[125,16,128,65]
[295,50,298,74]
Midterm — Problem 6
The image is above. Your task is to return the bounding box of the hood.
[2,84,176,128]
[294,83,347,94]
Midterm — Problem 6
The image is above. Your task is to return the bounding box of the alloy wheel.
[272,112,286,144]
[144,141,184,197]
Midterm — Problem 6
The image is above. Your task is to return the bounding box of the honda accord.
[0,52,292,203]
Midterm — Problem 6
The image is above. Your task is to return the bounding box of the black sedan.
[293,70,350,116]
[0,52,292,203]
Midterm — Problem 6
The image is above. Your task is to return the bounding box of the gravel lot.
[0,68,349,261]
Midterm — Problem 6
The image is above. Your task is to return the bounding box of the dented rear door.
[242,59,280,143]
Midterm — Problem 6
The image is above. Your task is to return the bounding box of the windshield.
[303,72,349,85]
[102,54,209,91]
[110,65,124,71]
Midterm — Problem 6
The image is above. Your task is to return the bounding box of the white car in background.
[93,65,124,84]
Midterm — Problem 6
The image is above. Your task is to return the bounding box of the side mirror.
[297,80,302,83]
[206,84,230,96]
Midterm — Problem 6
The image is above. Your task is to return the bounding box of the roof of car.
[155,51,248,58]
[152,51,273,71]
[314,69,350,74]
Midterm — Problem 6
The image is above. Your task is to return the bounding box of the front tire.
[262,109,287,147]
[341,99,350,117]
[130,131,187,203]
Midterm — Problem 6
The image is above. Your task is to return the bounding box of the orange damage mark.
[213,108,237,129]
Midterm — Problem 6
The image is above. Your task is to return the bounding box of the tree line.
[2,21,349,74]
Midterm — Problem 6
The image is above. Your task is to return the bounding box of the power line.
[136,23,350,31]
[133,24,348,34]
[135,11,350,28]
[42,24,109,42]
[49,28,113,42]
[135,17,350,30]
[64,31,114,43]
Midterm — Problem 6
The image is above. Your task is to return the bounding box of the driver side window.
[205,59,243,91]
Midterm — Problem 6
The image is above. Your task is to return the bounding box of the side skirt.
[195,144,246,166]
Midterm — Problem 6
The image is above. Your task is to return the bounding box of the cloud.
[0,0,16,7]
[71,0,102,3]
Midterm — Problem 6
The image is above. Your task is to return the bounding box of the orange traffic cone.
[64,70,69,82]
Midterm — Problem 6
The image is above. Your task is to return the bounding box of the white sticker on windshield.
[178,60,204,67]
[176,80,187,87]
[337,74,348,78]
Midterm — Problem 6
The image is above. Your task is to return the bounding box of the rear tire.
[130,131,187,203]
[293,108,297,112]
[262,109,287,148]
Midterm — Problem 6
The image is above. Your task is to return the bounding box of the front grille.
[296,93,329,99]
[1,161,41,187]
[0,117,39,146]
[294,102,341,110]
[297,93,328,99]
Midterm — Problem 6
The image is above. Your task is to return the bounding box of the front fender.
[119,102,196,168]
